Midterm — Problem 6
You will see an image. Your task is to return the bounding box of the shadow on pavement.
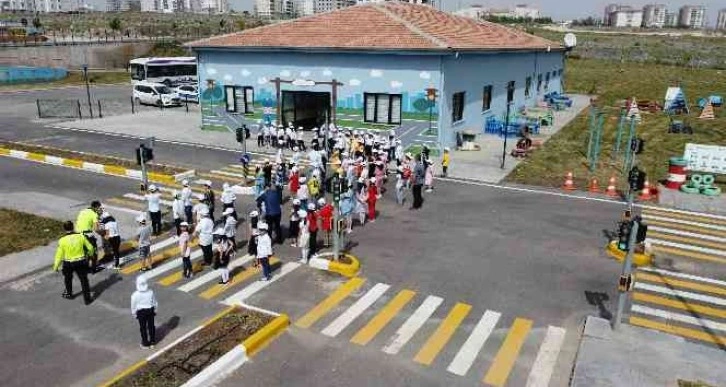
[156,315,181,343]
[91,272,123,299]
[585,290,612,320]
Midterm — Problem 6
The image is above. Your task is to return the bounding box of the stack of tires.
[680,174,721,196]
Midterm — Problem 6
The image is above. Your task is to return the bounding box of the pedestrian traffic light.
[628,166,645,191]
[634,217,648,244]
[136,144,154,165]
[332,175,341,202]
[617,220,633,251]
[630,137,645,155]
[236,127,244,143]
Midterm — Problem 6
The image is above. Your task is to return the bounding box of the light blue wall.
[439,51,565,146]
[196,50,442,117]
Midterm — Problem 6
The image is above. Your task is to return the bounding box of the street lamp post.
[82,64,93,118]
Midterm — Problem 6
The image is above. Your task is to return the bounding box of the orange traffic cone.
[605,176,618,197]
[589,178,600,193]
[638,180,653,201]
[563,172,576,191]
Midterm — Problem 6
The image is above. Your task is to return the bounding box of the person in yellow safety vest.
[75,200,102,273]
[54,220,94,305]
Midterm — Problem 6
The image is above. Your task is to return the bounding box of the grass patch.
[678,381,716,387]
[114,307,273,387]
[0,70,129,90]
[0,208,65,256]
[405,144,441,157]
[505,58,726,190]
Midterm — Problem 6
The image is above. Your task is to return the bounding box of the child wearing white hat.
[289,199,301,247]
[297,210,310,262]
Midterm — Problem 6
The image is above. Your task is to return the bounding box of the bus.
[129,57,197,86]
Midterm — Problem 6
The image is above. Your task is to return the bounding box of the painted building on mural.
[188,2,564,148]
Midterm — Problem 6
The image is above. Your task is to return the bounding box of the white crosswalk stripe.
[648,226,726,243]
[634,282,726,307]
[645,238,726,257]
[145,249,203,280]
[525,326,566,387]
[178,255,256,292]
[631,304,726,333]
[642,214,726,232]
[639,266,726,287]
[322,283,390,337]
[222,262,302,306]
[123,193,173,207]
[446,310,501,376]
[382,295,443,355]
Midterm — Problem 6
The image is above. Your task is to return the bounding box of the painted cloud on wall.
[223,74,233,82]
[280,70,291,77]
[300,70,311,77]
[419,71,431,80]
[240,69,251,77]
[370,69,383,78]
[348,79,361,86]
[257,77,269,85]
[207,68,218,75]
[390,80,403,89]
[322,68,333,76]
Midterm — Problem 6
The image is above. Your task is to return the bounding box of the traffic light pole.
[332,174,340,261]
[612,220,639,330]
[140,147,148,191]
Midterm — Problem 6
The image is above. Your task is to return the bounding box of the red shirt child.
[367,180,378,221]
[289,171,300,195]
[319,203,334,232]
[307,210,318,233]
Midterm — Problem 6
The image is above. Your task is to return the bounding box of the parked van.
[133,81,181,107]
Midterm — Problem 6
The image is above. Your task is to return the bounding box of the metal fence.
[36,99,82,119]
[37,97,198,119]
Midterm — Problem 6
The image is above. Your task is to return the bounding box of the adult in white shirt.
[145,185,163,236]
[181,180,193,224]
[172,191,185,236]
[221,183,237,218]
[194,210,214,266]
[222,207,237,249]
[256,222,273,281]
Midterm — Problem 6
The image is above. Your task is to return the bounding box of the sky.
[222,0,724,26]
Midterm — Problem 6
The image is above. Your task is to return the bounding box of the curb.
[0,146,192,186]
[604,241,653,266]
[309,252,361,278]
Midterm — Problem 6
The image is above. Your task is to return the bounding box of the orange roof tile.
[188,2,559,52]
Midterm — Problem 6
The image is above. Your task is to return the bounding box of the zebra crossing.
[641,206,726,265]
[628,266,726,348]
[294,278,567,386]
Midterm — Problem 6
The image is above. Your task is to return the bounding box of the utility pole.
[83,64,93,118]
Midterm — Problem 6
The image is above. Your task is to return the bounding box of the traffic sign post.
[332,174,341,261]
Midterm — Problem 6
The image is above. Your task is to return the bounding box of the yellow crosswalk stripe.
[483,318,533,387]
[105,197,147,211]
[651,245,726,265]
[120,242,197,275]
[636,272,726,296]
[197,172,243,182]
[643,209,726,227]
[645,220,726,238]
[157,261,205,286]
[350,289,416,346]
[649,231,726,250]
[629,316,726,347]
[198,257,280,300]
[413,302,472,366]
[295,277,366,329]
[632,292,726,319]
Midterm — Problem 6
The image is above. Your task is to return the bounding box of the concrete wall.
[0,42,153,69]
[439,50,564,147]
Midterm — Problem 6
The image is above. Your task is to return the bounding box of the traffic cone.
[589,178,600,193]
[638,180,653,201]
[605,176,618,197]
[562,172,576,191]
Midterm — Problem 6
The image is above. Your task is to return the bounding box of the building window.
[452,91,465,123]
[525,77,532,98]
[537,74,543,93]
[545,72,551,91]
[224,85,254,114]
[364,93,402,124]
[482,85,493,112]
[506,81,515,103]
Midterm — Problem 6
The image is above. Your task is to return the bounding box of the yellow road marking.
[629,316,726,347]
[636,272,726,296]
[643,209,726,227]
[413,302,472,366]
[157,261,204,286]
[649,231,726,250]
[120,242,197,275]
[103,165,127,176]
[295,277,366,329]
[199,257,280,300]
[0,148,9,155]
[197,172,241,182]
[483,318,533,386]
[63,158,83,168]
[646,220,726,238]
[350,289,416,346]
[27,152,45,162]
[632,292,726,319]
[651,245,726,265]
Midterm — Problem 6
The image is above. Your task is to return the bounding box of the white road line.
[631,304,726,333]
[640,205,726,221]
[639,267,726,288]
[222,262,302,305]
[102,204,142,216]
[649,226,726,243]
[634,282,726,307]
[446,310,501,376]
[321,283,391,337]
[525,326,567,387]
[105,235,178,268]
[177,254,255,292]
[210,170,247,178]
[382,295,444,355]
[144,249,203,280]
[397,125,419,139]
[642,214,726,232]
[646,238,726,257]
[123,193,173,207]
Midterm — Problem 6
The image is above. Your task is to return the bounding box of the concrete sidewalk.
[571,316,726,387]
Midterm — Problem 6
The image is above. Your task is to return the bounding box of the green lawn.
[405,144,441,158]
[0,208,65,257]
[506,58,726,191]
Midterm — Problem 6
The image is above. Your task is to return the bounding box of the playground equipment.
[664,86,689,114]
[697,95,723,109]
[680,174,722,196]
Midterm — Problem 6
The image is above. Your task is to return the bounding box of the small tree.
[219,19,227,33]
[108,17,121,38]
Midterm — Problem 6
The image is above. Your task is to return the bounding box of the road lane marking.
[629,316,726,346]
[648,232,726,251]
[321,283,391,337]
[648,226,726,243]
[639,267,726,287]
[144,249,203,280]
[446,309,501,376]
[120,241,193,274]
[222,262,301,305]
[644,220,726,238]
[210,169,247,178]
[157,260,204,286]
[123,193,173,207]
[483,317,533,387]
[350,289,416,346]
[651,245,726,265]
[647,239,726,257]
[632,292,726,319]
[634,282,726,306]
[631,305,726,333]
[101,204,143,216]
[639,204,726,221]
[382,295,443,355]
[177,255,255,292]
[295,277,366,329]
[643,208,726,226]
[413,302,472,366]
[199,257,280,300]
[641,214,726,232]
[525,326,566,387]
[636,272,726,296]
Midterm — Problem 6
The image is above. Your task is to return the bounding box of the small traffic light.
[617,220,633,251]
[635,217,648,244]
[630,137,645,155]
[236,127,244,143]
[628,166,646,192]
[332,175,341,202]
[136,145,154,165]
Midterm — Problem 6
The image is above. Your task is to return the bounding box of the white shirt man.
[181,184,193,208]
[145,191,161,213]
[193,197,209,224]
[221,184,236,207]
[194,215,214,246]
[224,213,237,239]
[172,195,185,221]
